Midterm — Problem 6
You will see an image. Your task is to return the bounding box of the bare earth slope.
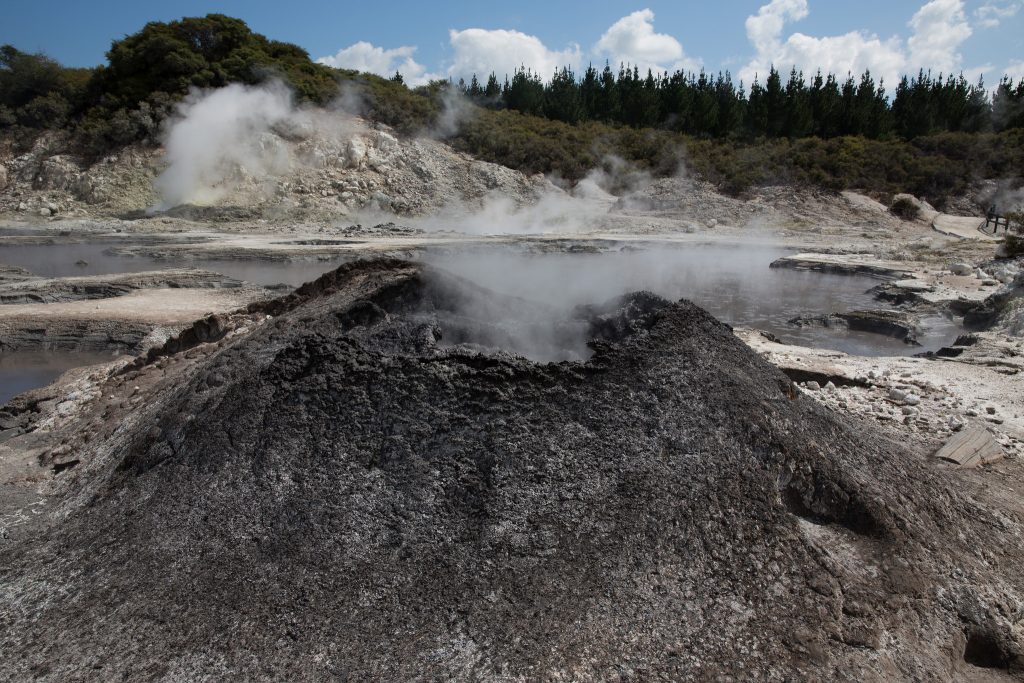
[1,259,1022,681]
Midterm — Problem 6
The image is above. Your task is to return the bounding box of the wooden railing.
[982,213,1012,235]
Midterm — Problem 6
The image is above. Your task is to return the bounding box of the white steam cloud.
[154,81,296,209]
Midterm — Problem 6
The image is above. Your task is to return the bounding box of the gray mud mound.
[2,259,1023,681]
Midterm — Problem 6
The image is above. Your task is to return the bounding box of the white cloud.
[907,0,972,74]
[316,41,434,86]
[745,0,809,57]
[739,0,976,87]
[1004,59,1024,81]
[594,9,700,74]
[975,1,1022,28]
[739,0,903,85]
[318,10,697,90]
[444,28,581,82]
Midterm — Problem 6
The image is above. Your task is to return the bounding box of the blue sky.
[3,1,1022,87]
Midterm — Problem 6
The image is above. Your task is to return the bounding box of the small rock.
[39,207,51,217]
[901,406,918,416]
[904,394,921,406]
[804,381,821,391]
[888,388,907,402]
[950,262,973,276]
[986,406,996,415]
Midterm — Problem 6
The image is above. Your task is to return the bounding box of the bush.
[890,197,921,220]
[1004,212,1024,257]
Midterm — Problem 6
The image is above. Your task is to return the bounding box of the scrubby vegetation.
[889,196,921,220]
[1,15,340,155]
[450,111,1024,204]
[1005,212,1024,258]
[1,13,1022,206]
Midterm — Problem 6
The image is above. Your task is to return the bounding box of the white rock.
[804,381,820,391]
[904,394,921,406]
[38,207,51,217]
[344,138,368,169]
[950,262,973,276]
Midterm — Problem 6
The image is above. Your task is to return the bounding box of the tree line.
[6,12,1024,169]
[445,64,1024,140]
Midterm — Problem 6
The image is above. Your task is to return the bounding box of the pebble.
[904,394,921,406]
[888,388,907,402]
[804,381,820,391]
[901,406,918,416]
[986,406,996,415]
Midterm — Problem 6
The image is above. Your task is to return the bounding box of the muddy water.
[0,351,118,405]
[426,245,962,357]
[0,243,346,286]
[0,242,962,402]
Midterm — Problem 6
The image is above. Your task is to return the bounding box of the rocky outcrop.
[789,309,922,344]
[0,268,245,305]
[770,253,915,280]
[0,121,550,219]
[2,259,1023,680]
[0,318,161,352]
[963,270,1024,332]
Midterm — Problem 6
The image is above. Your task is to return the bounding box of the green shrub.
[890,197,921,220]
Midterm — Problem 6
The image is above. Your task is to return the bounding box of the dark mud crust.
[1,259,1023,681]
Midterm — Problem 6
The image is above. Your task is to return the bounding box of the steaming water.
[425,245,962,358]
[0,351,118,405]
[0,243,346,287]
[0,242,963,401]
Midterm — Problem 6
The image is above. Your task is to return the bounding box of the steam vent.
[2,259,1022,680]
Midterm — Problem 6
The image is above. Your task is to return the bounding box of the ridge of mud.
[1,258,1022,681]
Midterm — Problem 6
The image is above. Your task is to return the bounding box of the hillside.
[1,14,1023,210]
